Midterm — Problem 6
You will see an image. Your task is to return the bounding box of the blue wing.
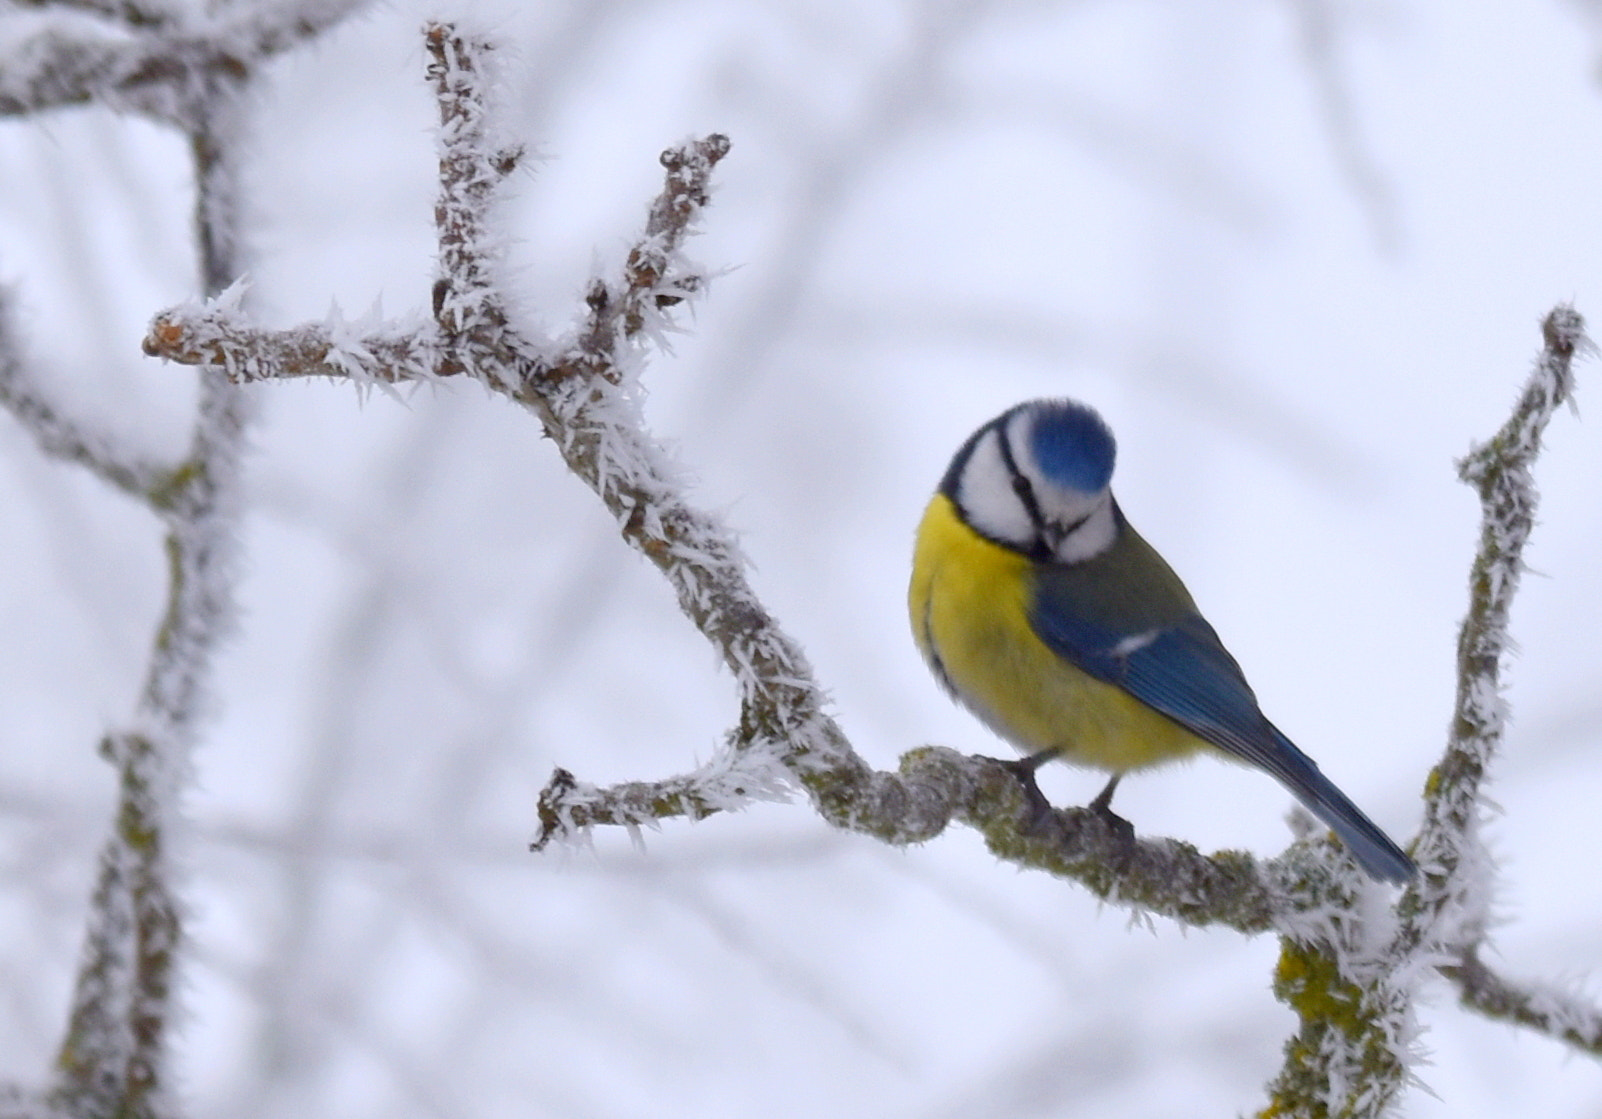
[1030,573,1415,883]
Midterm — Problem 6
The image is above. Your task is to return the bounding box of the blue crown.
[1026,400,1116,493]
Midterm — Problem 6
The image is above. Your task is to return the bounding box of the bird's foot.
[988,752,1058,833]
[1088,802,1135,847]
[1086,774,1135,847]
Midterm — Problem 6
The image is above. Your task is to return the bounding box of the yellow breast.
[909,493,1206,773]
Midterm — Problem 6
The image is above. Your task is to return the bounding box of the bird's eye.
[1012,475,1034,502]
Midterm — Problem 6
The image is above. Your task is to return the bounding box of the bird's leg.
[993,749,1059,832]
[1086,773,1135,845]
[1087,773,1120,813]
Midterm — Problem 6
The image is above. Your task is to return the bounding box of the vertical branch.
[1265,945,1410,1119]
[52,766,139,1113]
[1258,309,1588,1117]
[568,133,730,382]
[1262,873,1412,1118]
[52,78,256,1119]
[1285,0,1398,251]
[1402,306,1588,949]
[426,23,523,382]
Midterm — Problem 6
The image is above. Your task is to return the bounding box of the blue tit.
[909,398,1415,883]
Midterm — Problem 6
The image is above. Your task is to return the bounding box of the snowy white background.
[3,0,1602,1115]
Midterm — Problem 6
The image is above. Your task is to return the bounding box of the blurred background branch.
[0,2,359,1115]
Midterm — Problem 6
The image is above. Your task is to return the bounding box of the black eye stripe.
[996,423,1056,560]
[995,425,1044,527]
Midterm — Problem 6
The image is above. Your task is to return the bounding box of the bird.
[908,398,1415,883]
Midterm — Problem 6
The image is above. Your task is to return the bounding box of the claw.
[991,749,1059,832]
[1086,773,1135,845]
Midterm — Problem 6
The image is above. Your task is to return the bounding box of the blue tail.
[1261,729,1415,883]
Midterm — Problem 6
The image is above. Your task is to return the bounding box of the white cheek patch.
[1003,410,1117,563]
[955,429,1036,548]
[1051,499,1116,563]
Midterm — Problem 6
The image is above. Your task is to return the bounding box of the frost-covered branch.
[0,293,173,498]
[560,131,731,381]
[1249,306,1594,1115]
[0,4,330,1115]
[144,294,447,383]
[536,746,1289,931]
[1442,949,1602,1056]
[144,27,851,839]
[6,0,174,28]
[1261,864,1417,1117]
[140,25,1307,936]
[428,23,519,351]
[0,0,368,123]
[55,201,252,1119]
[1402,306,1587,951]
[1397,306,1599,1055]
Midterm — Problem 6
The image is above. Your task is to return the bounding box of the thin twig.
[427,24,518,342]
[1443,949,1602,1056]
[0,304,173,497]
[6,0,176,29]
[0,0,368,123]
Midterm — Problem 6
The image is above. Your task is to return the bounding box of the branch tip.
[1541,303,1586,361]
[531,767,579,852]
[662,132,731,172]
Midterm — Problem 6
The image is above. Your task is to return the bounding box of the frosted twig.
[145,303,449,383]
[55,730,186,1117]
[6,0,175,27]
[1225,305,1588,1115]
[1442,950,1602,1056]
[0,294,173,498]
[0,0,368,124]
[427,23,518,344]
[1249,307,1589,1114]
[1397,306,1598,1051]
[1,39,266,1109]
[559,132,732,383]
